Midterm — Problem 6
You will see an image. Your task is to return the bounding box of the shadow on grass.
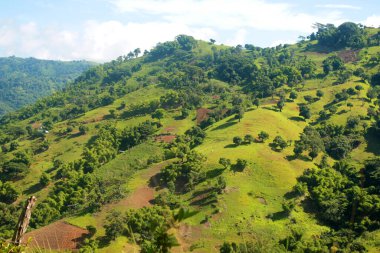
[262,106,278,112]
[206,168,225,179]
[288,116,305,122]
[67,132,82,139]
[286,155,311,162]
[365,128,380,156]
[190,196,217,207]
[211,121,237,131]
[97,236,111,248]
[224,143,237,148]
[337,109,347,115]
[189,188,215,200]
[269,211,288,221]
[24,182,44,195]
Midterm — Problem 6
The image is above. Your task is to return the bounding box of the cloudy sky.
[0,0,379,62]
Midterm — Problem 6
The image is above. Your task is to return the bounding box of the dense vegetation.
[0,57,94,116]
[0,23,379,252]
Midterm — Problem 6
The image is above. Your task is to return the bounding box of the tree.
[316,90,324,99]
[346,116,360,129]
[319,110,329,120]
[219,158,231,169]
[109,109,116,118]
[0,181,19,204]
[151,109,165,122]
[104,211,125,241]
[272,136,287,151]
[277,99,285,112]
[233,136,243,146]
[328,105,338,115]
[133,48,141,58]
[289,91,298,101]
[39,173,50,187]
[79,125,89,135]
[234,159,248,172]
[244,134,255,144]
[253,98,260,108]
[308,147,319,161]
[367,88,377,102]
[319,154,329,169]
[347,102,354,111]
[209,39,216,44]
[258,131,269,142]
[304,95,314,104]
[234,106,244,122]
[181,108,190,118]
[299,105,311,120]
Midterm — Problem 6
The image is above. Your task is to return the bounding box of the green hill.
[0,56,95,116]
[0,24,379,252]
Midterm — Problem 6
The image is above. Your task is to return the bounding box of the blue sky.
[0,0,379,62]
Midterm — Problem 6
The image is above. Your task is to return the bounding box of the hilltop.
[0,22,379,252]
[0,56,95,116]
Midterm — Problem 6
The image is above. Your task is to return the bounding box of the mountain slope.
[0,26,380,252]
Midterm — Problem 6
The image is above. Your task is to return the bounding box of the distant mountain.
[0,56,95,115]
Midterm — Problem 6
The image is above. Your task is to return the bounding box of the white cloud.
[0,20,216,62]
[363,15,380,28]
[110,0,344,33]
[0,0,370,61]
[316,4,361,10]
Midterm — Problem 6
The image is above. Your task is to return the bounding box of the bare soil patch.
[257,197,268,205]
[31,122,42,129]
[155,134,176,143]
[82,115,104,124]
[24,221,89,251]
[196,108,212,124]
[338,49,359,63]
[118,186,154,209]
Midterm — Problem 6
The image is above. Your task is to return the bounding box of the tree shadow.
[189,188,214,200]
[67,132,82,139]
[224,143,237,148]
[23,182,44,195]
[206,168,225,179]
[97,236,111,248]
[365,128,380,156]
[211,121,237,131]
[190,195,217,206]
[262,106,278,112]
[269,211,288,221]
[337,109,347,115]
[286,155,311,162]
[173,115,184,120]
[288,116,304,122]
[149,173,161,188]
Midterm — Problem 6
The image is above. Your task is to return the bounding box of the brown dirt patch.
[82,115,104,124]
[257,197,268,205]
[155,134,176,143]
[23,221,89,251]
[165,127,175,132]
[196,108,212,124]
[118,186,154,209]
[31,122,42,129]
[338,49,359,63]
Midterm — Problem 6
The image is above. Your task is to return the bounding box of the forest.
[0,57,94,116]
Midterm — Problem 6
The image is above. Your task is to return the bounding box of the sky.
[0,0,379,62]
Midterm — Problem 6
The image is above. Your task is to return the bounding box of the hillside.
[0,23,380,252]
[0,56,94,116]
